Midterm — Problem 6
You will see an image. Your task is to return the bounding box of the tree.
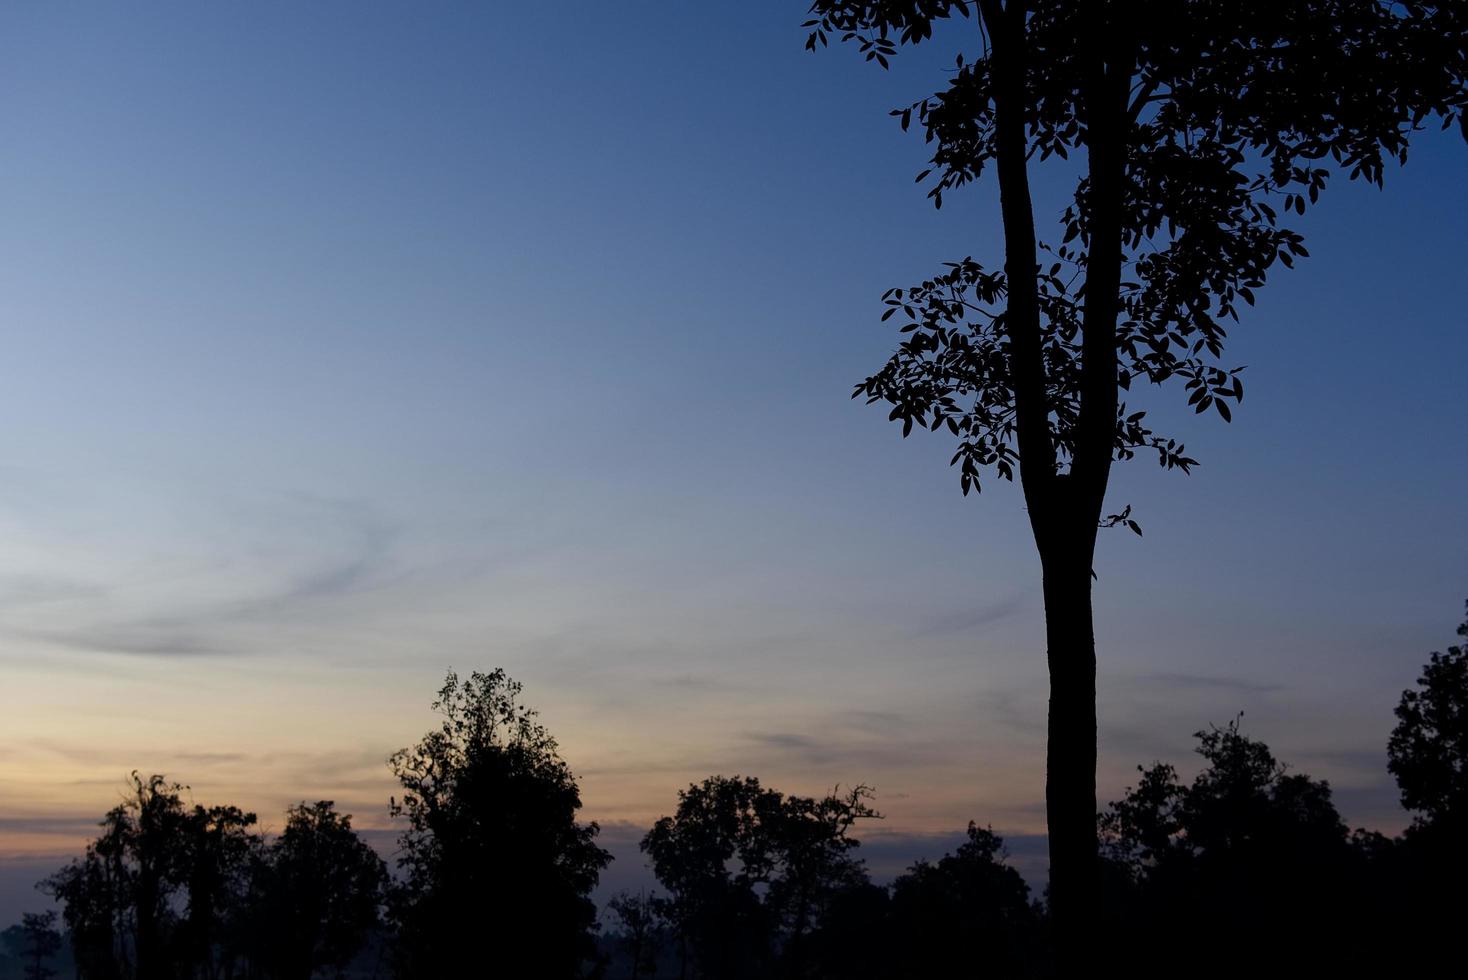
[44,832,124,980]
[252,801,387,980]
[801,882,894,980]
[802,1,1467,960]
[5,912,63,980]
[47,773,193,979]
[45,773,260,980]
[1099,719,1358,972]
[888,824,1041,978]
[387,668,611,979]
[641,776,773,980]
[176,803,260,979]
[1382,599,1468,958]
[641,775,879,979]
[605,891,664,980]
[1388,598,1468,832]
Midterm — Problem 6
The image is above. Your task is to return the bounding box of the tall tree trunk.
[1040,545,1098,973]
[980,0,1126,966]
[980,0,1094,958]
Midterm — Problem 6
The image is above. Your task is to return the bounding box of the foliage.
[887,824,1042,977]
[26,630,1468,976]
[804,5,1465,956]
[2,912,63,980]
[808,0,1467,498]
[44,772,259,980]
[604,892,663,980]
[641,776,879,979]
[1388,598,1468,830]
[176,803,259,978]
[1102,717,1349,872]
[42,775,395,980]
[251,801,387,980]
[1099,719,1358,971]
[387,668,611,979]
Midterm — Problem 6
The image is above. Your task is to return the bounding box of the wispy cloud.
[0,817,101,836]
[0,574,106,611]
[0,490,399,658]
[1138,671,1286,695]
[908,593,1031,638]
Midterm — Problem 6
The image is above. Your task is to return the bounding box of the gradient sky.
[2,2,1466,923]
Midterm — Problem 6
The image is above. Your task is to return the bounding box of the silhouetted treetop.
[1388,599,1468,829]
[43,773,262,980]
[642,775,879,979]
[812,0,1468,492]
[1097,720,1373,975]
[252,800,386,980]
[605,891,663,980]
[887,822,1041,977]
[1101,717,1349,876]
[388,668,609,979]
[8,912,62,980]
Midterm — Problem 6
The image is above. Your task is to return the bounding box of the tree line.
[7,601,1466,979]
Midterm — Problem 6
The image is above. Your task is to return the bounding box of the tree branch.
[978,0,1057,543]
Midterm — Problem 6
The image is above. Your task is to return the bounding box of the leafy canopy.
[1388,600,1468,828]
[253,801,387,979]
[388,668,610,978]
[641,775,879,977]
[808,1,1467,497]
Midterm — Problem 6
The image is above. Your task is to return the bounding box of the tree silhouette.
[802,1,1467,960]
[765,785,881,977]
[641,776,879,979]
[887,824,1042,978]
[6,912,63,980]
[176,803,259,979]
[42,784,390,980]
[251,801,387,980]
[387,668,611,979]
[801,882,894,980]
[605,891,664,980]
[1388,598,1468,832]
[1381,599,1468,964]
[642,776,782,980]
[44,773,261,980]
[47,773,191,979]
[44,833,123,980]
[1099,719,1359,973]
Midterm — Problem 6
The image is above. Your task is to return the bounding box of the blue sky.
[1,1,1465,923]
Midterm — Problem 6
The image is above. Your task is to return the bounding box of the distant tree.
[803,1,1467,961]
[387,668,611,979]
[6,912,63,980]
[176,803,259,978]
[42,830,122,980]
[1380,599,1468,964]
[252,801,387,980]
[641,776,776,980]
[887,824,1041,978]
[802,882,894,980]
[1388,599,1468,832]
[47,773,192,979]
[45,773,260,980]
[1100,719,1357,972]
[762,785,880,978]
[641,775,879,979]
[605,891,663,980]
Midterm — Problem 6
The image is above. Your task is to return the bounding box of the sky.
[1,1,1465,924]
